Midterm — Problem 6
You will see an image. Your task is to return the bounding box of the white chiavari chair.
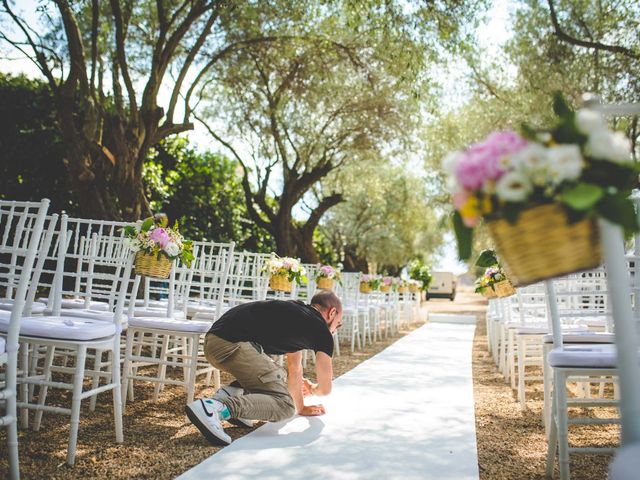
[0,198,50,480]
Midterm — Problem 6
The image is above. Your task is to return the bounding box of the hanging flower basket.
[359,282,372,294]
[408,284,419,293]
[482,288,498,299]
[494,280,516,297]
[380,284,391,293]
[134,251,172,279]
[269,274,293,292]
[398,285,408,294]
[488,203,601,286]
[317,277,334,290]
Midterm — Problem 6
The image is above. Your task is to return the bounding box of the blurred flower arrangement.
[315,265,341,282]
[122,214,194,266]
[360,274,381,291]
[263,255,307,286]
[407,279,422,293]
[444,93,639,260]
[474,266,506,295]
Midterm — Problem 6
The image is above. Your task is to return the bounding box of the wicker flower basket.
[495,280,516,298]
[487,204,602,286]
[135,251,172,279]
[482,288,498,299]
[359,282,372,294]
[317,277,334,290]
[398,286,408,294]
[380,284,391,293]
[269,274,293,292]
[408,284,419,293]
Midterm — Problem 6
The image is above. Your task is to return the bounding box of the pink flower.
[452,190,470,209]
[149,228,170,248]
[455,154,487,190]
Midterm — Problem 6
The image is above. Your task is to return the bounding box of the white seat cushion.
[0,316,116,341]
[516,324,588,335]
[547,344,618,368]
[0,300,47,314]
[543,332,615,344]
[0,336,5,354]
[57,309,128,329]
[133,307,186,319]
[59,299,110,311]
[128,316,211,333]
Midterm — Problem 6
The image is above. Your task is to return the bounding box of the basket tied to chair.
[317,277,334,290]
[134,251,172,279]
[269,274,293,292]
[488,204,601,286]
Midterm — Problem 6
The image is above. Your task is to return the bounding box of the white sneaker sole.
[185,401,232,446]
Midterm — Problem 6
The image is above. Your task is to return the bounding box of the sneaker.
[185,398,232,445]
[214,384,255,428]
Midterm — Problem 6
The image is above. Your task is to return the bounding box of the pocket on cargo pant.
[258,366,287,384]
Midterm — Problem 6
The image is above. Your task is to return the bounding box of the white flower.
[610,131,632,163]
[547,145,583,183]
[511,144,549,187]
[586,130,632,163]
[442,151,462,175]
[164,242,180,257]
[123,237,140,253]
[575,109,607,136]
[495,171,532,202]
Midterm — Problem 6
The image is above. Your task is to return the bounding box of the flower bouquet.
[397,279,409,294]
[263,255,307,292]
[122,214,193,279]
[445,93,639,285]
[475,249,515,297]
[360,274,381,294]
[407,279,422,293]
[380,276,395,293]
[316,265,341,290]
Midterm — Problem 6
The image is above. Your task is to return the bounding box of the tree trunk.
[343,244,368,272]
[299,228,319,263]
[272,213,299,257]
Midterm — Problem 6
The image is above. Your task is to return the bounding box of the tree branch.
[109,0,138,115]
[547,0,639,59]
[301,193,344,239]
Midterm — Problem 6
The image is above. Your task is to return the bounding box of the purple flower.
[149,228,170,248]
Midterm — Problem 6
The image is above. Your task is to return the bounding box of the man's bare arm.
[287,351,325,416]
[310,351,333,396]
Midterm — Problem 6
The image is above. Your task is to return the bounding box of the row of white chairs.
[0,198,421,477]
[485,258,638,479]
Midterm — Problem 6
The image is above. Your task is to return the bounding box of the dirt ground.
[429,289,617,480]
[0,291,618,479]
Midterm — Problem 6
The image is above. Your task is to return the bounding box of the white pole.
[599,219,640,444]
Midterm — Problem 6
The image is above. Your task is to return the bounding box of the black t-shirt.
[208,300,334,357]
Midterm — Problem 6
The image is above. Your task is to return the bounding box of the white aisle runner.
[178,320,480,480]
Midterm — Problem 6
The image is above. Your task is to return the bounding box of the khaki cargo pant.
[204,333,295,422]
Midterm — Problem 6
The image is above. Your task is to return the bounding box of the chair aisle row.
[0,198,421,478]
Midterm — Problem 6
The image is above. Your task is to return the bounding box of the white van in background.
[427,272,457,301]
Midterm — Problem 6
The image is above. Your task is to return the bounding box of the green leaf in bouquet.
[140,217,155,232]
[123,225,137,237]
[475,249,499,268]
[596,194,640,234]
[452,211,472,261]
[519,122,539,142]
[583,159,639,191]
[560,183,603,211]
[503,202,521,224]
[552,91,573,119]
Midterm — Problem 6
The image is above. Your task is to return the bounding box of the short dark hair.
[310,290,342,314]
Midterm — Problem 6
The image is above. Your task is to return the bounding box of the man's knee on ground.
[272,395,296,421]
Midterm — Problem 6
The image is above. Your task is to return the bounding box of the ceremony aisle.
[179,317,479,480]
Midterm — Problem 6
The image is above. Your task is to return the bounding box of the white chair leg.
[187,336,199,403]
[110,347,124,443]
[33,345,56,431]
[517,336,526,410]
[153,335,170,401]
[121,330,135,408]
[66,345,88,466]
[555,369,570,480]
[19,342,30,429]
[89,348,104,411]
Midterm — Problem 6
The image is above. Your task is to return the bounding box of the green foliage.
[407,259,432,290]
[143,137,275,251]
[475,249,499,268]
[0,74,78,212]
